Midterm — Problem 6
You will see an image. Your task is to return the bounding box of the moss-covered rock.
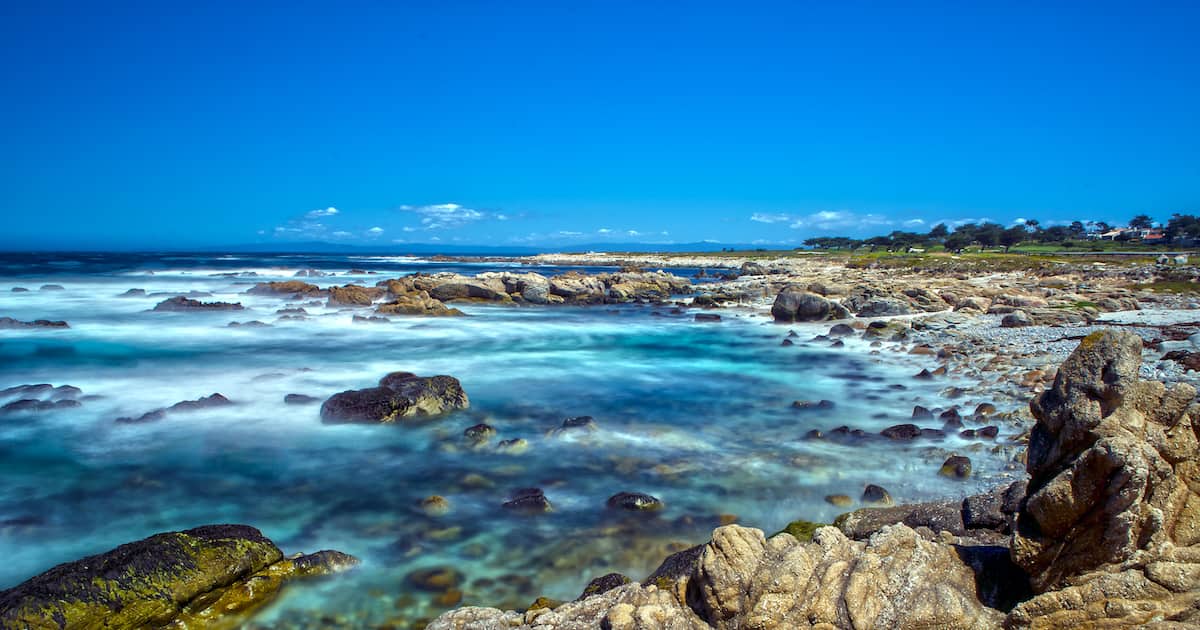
[0,525,357,630]
[774,519,824,542]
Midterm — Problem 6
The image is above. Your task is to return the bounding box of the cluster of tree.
[800,213,1197,253]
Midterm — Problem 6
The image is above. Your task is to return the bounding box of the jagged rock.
[0,317,69,329]
[374,291,464,317]
[428,277,511,303]
[0,525,356,630]
[320,372,469,423]
[771,287,851,322]
[835,500,965,539]
[1000,310,1033,328]
[153,296,244,312]
[606,492,663,511]
[1008,330,1200,626]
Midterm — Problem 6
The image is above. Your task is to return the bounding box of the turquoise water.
[0,255,1017,627]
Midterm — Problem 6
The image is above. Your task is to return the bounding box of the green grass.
[1132,280,1200,294]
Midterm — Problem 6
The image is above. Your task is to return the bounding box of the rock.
[168,393,232,412]
[881,423,921,440]
[739,261,769,276]
[954,296,991,312]
[606,492,663,511]
[326,284,384,307]
[770,287,851,323]
[0,399,80,414]
[503,488,552,513]
[694,313,721,322]
[406,566,464,591]
[577,573,631,600]
[0,317,69,329]
[835,500,966,539]
[1012,330,1200,600]
[1000,310,1033,328]
[825,494,853,507]
[320,373,468,423]
[283,393,320,405]
[227,320,270,328]
[0,524,356,630]
[912,405,933,419]
[374,292,465,317]
[854,297,914,317]
[792,399,835,411]
[939,455,972,479]
[428,277,510,303]
[974,402,996,417]
[496,438,528,454]
[153,296,244,312]
[861,484,894,506]
[828,323,856,337]
[419,495,451,517]
[463,423,496,443]
[10,287,29,293]
[246,281,321,296]
[119,288,146,297]
[39,284,64,291]
[554,415,598,433]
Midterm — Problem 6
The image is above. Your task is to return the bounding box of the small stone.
[825,494,853,507]
[792,399,835,411]
[503,488,552,513]
[861,484,893,506]
[419,495,451,517]
[405,567,463,591]
[464,423,496,443]
[881,424,921,440]
[939,455,972,479]
[496,438,529,455]
[606,491,663,511]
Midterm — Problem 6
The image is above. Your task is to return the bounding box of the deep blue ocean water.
[0,253,1017,627]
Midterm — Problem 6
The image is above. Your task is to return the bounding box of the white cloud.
[597,228,613,234]
[626,229,641,236]
[400,203,485,230]
[306,206,339,218]
[787,210,893,231]
[949,217,993,227]
[1013,217,1027,225]
[750,213,791,224]
[402,226,417,232]
[903,219,925,227]
[660,231,669,236]
[367,226,384,234]
[495,214,509,221]
[331,231,353,238]
[557,230,583,237]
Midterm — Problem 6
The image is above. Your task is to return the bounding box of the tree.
[1094,221,1113,233]
[974,223,1004,249]
[928,223,949,240]
[1166,214,1200,241]
[943,233,971,253]
[1068,221,1086,238]
[1000,225,1027,252]
[1129,214,1154,229]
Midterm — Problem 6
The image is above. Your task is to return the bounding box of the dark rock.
[961,486,1009,532]
[912,405,933,419]
[320,373,469,423]
[168,393,232,412]
[464,423,496,442]
[246,281,321,296]
[0,399,80,414]
[792,399,835,411]
[227,320,271,328]
[39,284,65,291]
[781,338,794,346]
[643,544,704,586]
[836,499,964,539]
[861,484,893,506]
[977,425,999,439]
[914,368,934,380]
[694,313,721,322]
[284,394,320,405]
[557,416,598,432]
[828,323,856,337]
[119,288,146,297]
[577,573,631,600]
[406,566,464,591]
[939,455,972,479]
[0,317,70,329]
[881,423,921,440]
[606,492,663,511]
[503,488,552,513]
[1000,310,1033,328]
[153,296,244,312]
[10,287,29,293]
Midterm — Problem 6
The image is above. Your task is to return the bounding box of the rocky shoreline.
[430,330,1200,628]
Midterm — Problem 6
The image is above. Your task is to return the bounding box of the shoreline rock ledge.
[430,330,1200,629]
[0,524,357,630]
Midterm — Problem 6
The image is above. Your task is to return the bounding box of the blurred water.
[0,253,1015,627]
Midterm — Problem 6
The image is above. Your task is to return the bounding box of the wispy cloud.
[750,212,792,224]
[306,206,339,218]
[788,210,894,231]
[399,203,485,230]
[903,219,925,227]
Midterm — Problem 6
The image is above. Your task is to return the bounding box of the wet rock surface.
[0,524,356,630]
[152,296,244,311]
[320,372,469,423]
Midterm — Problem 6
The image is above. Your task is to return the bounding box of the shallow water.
[0,254,1018,627]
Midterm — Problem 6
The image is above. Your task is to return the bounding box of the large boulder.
[320,372,469,423]
[246,281,321,297]
[1007,330,1200,626]
[326,284,384,307]
[0,525,357,630]
[771,287,851,322]
[374,291,464,317]
[427,276,511,303]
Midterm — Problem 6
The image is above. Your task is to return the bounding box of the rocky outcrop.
[375,291,464,317]
[326,284,384,307]
[376,270,689,307]
[1008,330,1200,626]
[0,524,357,630]
[771,287,851,322]
[320,372,469,423]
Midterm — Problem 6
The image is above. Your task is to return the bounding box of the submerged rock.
[502,488,552,513]
[0,317,69,329]
[283,393,320,405]
[0,524,357,630]
[320,372,468,423]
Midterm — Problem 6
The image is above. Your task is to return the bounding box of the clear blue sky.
[1,0,1197,249]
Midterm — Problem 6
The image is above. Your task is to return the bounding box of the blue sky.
[1,0,1197,250]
